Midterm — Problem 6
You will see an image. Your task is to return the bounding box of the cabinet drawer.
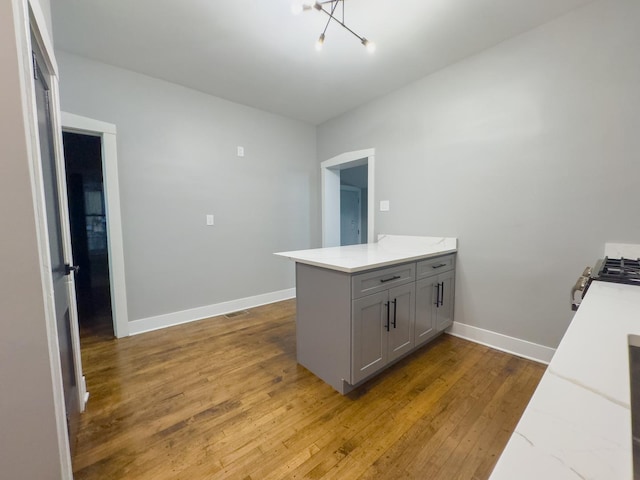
[352,263,415,299]
[417,254,455,279]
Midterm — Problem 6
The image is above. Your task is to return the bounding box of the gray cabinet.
[388,283,415,361]
[351,291,387,384]
[415,255,456,346]
[351,282,415,385]
[415,277,437,346]
[435,269,454,331]
[295,253,455,394]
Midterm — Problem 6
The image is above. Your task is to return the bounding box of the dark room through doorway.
[63,131,113,339]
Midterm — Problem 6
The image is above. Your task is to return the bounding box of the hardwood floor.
[73,300,545,479]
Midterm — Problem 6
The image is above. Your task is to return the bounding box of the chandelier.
[293,1,376,52]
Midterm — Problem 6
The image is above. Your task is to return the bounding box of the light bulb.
[362,38,376,53]
[315,33,325,51]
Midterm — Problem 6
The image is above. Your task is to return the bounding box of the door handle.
[434,283,440,306]
[384,301,390,332]
[439,282,444,307]
[64,264,79,276]
[392,299,397,328]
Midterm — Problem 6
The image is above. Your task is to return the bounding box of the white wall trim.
[61,112,130,338]
[322,148,375,168]
[129,288,296,336]
[447,321,556,364]
[321,148,375,247]
[62,112,116,135]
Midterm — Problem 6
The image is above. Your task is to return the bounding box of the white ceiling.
[51,0,593,125]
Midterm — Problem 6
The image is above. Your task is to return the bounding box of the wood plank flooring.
[73,300,545,479]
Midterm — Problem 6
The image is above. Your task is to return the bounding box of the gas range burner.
[593,257,640,285]
[572,256,640,310]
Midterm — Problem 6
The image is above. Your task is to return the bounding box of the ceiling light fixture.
[294,0,375,53]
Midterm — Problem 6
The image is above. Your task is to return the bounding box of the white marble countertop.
[274,235,457,273]
[490,280,640,479]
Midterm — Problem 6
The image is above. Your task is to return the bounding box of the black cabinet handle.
[436,282,444,307]
[380,275,401,283]
[392,299,397,328]
[432,263,447,269]
[384,301,390,331]
[434,283,440,306]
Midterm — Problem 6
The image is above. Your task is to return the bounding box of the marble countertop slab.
[274,235,457,273]
[490,281,640,479]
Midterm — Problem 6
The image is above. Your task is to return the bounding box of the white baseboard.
[129,288,296,336]
[447,321,555,365]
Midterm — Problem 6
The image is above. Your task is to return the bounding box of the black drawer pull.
[432,263,447,269]
[380,275,401,283]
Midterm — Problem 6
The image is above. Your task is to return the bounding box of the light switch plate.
[206,214,214,226]
[380,200,390,212]
[237,146,245,157]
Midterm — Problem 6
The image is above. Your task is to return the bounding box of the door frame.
[340,184,362,245]
[13,0,77,476]
[321,148,375,247]
[62,113,130,338]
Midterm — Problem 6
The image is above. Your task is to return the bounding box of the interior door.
[340,185,361,246]
[33,51,81,453]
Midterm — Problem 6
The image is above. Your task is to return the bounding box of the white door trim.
[15,0,74,476]
[61,112,130,338]
[321,148,375,247]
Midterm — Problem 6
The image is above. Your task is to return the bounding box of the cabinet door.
[388,283,415,361]
[436,270,455,332]
[415,277,437,347]
[352,291,389,384]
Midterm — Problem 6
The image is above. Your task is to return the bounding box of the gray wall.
[317,0,640,349]
[56,52,318,322]
[1,0,68,478]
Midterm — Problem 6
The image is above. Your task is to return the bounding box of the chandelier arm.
[320,1,341,37]
[318,4,365,43]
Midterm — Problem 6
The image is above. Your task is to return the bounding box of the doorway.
[61,113,129,338]
[321,148,375,247]
[340,164,368,246]
[63,132,113,338]
[340,185,361,245]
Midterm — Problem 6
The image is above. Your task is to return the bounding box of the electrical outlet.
[206,214,214,226]
[380,200,390,211]
[237,146,245,157]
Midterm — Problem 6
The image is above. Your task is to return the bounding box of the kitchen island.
[275,235,458,394]
[490,280,640,479]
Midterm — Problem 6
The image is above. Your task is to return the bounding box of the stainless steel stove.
[571,257,640,310]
